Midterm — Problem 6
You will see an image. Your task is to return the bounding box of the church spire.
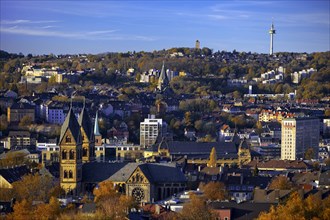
[94,111,101,136]
[157,61,169,91]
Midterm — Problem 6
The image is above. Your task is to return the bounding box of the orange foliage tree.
[258,191,330,220]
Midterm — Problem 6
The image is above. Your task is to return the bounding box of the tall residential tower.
[281,117,319,160]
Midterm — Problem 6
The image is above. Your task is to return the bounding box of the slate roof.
[10,102,34,110]
[0,165,29,184]
[245,160,311,170]
[107,163,140,182]
[78,107,93,141]
[59,108,81,144]
[164,141,237,157]
[138,163,186,183]
[82,162,128,183]
[108,163,186,184]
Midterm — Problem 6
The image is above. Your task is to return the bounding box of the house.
[0,165,30,189]
[7,131,36,150]
[7,102,35,123]
[210,201,273,220]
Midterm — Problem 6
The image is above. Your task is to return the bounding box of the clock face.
[132,187,145,201]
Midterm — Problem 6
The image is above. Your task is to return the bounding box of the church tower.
[94,111,102,147]
[59,107,83,196]
[157,61,169,91]
[78,101,95,163]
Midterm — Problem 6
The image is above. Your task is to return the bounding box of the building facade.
[140,115,166,148]
[281,117,320,160]
[59,108,83,196]
[7,103,35,123]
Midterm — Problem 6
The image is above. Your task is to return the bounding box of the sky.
[0,0,329,55]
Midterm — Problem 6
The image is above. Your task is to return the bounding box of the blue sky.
[0,0,329,55]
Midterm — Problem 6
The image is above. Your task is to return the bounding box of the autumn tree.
[200,182,227,201]
[304,147,315,160]
[93,181,118,203]
[207,147,217,167]
[6,199,34,220]
[179,193,215,220]
[268,176,293,190]
[93,181,136,219]
[258,192,330,220]
[19,115,32,127]
[12,174,55,202]
[34,197,61,220]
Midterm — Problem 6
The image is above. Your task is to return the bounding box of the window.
[64,170,68,178]
[69,170,73,178]
[65,135,71,143]
[62,150,67,159]
[69,150,75,160]
[83,147,87,157]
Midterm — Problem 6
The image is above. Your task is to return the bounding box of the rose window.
[132,187,145,201]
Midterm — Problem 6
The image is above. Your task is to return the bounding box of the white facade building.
[140,115,167,148]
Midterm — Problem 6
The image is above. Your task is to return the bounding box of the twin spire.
[59,97,100,144]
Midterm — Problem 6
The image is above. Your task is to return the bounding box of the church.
[59,104,187,202]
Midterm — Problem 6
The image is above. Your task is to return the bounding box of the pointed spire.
[94,111,101,136]
[59,107,81,144]
[158,60,169,90]
[78,98,93,141]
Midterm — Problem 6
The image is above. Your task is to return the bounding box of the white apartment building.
[140,115,167,148]
[281,117,320,160]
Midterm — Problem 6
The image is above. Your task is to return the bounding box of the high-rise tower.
[269,22,276,55]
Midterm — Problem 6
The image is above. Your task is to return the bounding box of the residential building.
[7,131,36,149]
[140,115,167,148]
[7,102,35,123]
[281,117,320,160]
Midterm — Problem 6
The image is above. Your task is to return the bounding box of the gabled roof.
[0,165,29,184]
[138,163,186,183]
[78,107,93,141]
[166,141,237,157]
[59,108,81,144]
[82,162,128,183]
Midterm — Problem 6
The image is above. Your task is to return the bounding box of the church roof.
[59,108,81,144]
[82,162,128,183]
[166,141,237,156]
[108,162,186,184]
[78,106,93,141]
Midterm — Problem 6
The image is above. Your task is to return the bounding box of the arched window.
[62,150,67,159]
[69,170,73,178]
[83,148,87,157]
[64,170,68,178]
[65,135,71,143]
[69,150,75,160]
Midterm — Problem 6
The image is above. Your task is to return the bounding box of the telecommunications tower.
[269,21,276,55]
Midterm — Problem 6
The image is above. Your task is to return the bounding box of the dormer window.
[66,135,71,143]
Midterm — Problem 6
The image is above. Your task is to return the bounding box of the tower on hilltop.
[195,40,200,49]
[269,21,276,55]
